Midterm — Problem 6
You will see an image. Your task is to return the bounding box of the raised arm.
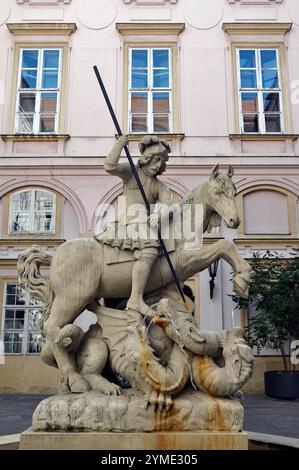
[149,181,175,228]
[104,135,131,180]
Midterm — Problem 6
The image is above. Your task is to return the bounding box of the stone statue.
[17,137,253,436]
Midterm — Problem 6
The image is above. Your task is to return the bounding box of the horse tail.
[17,245,54,329]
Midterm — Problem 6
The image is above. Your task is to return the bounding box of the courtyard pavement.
[0,393,299,440]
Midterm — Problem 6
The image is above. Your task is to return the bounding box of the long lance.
[93,65,187,308]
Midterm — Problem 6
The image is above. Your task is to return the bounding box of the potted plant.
[232,249,299,399]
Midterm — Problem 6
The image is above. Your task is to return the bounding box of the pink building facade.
[0,0,299,392]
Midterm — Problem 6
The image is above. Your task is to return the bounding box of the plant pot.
[264,371,299,399]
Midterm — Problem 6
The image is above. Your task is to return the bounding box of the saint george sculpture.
[17,135,254,435]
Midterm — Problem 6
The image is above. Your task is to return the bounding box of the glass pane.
[262,70,279,89]
[241,93,258,113]
[15,310,25,319]
[153,50,169,68]
[261,50,277,69]
[13,343,22,354]
[243,114,259,133]
[131,92,148,113]
[5,308,14,318]
[153,70,169,88]
[19,93,36,113]
[42,70,58,88]
[35,191,54,211]
[131,114,147,133]
[4,343,12,354]
[4,332,12,342]
[15,319,24,329]
[34,213,53,232]
[239,50,256,68]
[132,50,148,68]
[153,114,169,133]
[16,286,26,305]
[240,70,257,89]
[22,50,38,69]
[13,332,23,342]
[10,213,30,232]
[153,92,170,113]
[27,331,45,354]
[40,115,55,133]
[6,295,16,305]
[40,93,57,113]
[4,320,14,329]
[265,114,281,132]
[21,70,37,89]
[263,92,280,112]
[43,50,59,69]
[17,114,34,133]
[131,70,148,89]
[28,309,42,329]
[6,285,17,295]
[12,191,31,212]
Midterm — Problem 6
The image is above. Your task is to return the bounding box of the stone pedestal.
[20,429,248,450]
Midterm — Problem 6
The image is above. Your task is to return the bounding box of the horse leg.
[183,240,251,297]
[43,298,91,393]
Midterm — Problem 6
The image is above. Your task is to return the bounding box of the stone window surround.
[227,1,283,4]
[16,1,72,5]
[1,186,63,239]
[222,23,294,139]
[117,22,184,139]
[235,185,298,238]
[123,1,178,4]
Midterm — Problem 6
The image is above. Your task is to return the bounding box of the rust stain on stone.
[154,401,184,433]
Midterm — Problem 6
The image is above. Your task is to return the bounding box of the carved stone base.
[31,389,244,433]
[20,429,248,450]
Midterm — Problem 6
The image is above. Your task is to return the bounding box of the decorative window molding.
[227,1,283,4]
[6,23,77,36]
[231,43,292,136]
[9,188,56,234]
[116,23,185,36]
[123,1,178,4]
[222,22,292,35]
[13,47,63,135]
[16,1,72,5]
[1,186,63,239]
[236,185,298,239]
[1,282,45,355]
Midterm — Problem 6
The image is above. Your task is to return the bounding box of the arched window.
[243,189,289,235]
[9,188,56,234]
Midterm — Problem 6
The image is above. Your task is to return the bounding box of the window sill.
[126,133,185,142]
[229,134,298,142]
[0,134,70,143]
[0,238,65,246]
[234,237,299,246]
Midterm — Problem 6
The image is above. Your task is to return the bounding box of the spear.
[93,65,187,308]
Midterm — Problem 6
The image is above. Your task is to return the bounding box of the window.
[15,48,62,134]
[9,188,56,234]
[2,283,45,355]
[129,48,172,133]
[237,48,283,134]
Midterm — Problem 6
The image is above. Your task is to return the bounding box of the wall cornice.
[222,22,292,35]
[116,22,185,36]
[6,22,77,35]
[16,1,72,4]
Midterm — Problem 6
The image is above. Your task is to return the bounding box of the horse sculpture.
[18,164,251,395]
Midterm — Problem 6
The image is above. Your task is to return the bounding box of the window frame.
[1,281,44,356]
[14,47,63,135]
[128,47,173,134]
[231,42,291,136]
[9,42,69,136]
[123,42,179,135]
[8,188,56,235]
[236,47,284,135]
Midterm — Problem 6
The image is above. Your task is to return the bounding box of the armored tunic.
[95,162,161,250]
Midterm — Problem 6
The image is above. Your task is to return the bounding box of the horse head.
[198,164,240,230]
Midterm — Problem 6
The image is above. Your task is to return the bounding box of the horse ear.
[210,164,220,181]
[227,165,234,178]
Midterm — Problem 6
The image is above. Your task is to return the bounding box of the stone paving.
[0,393,299,439]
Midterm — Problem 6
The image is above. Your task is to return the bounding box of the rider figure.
[96,135,173,317]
